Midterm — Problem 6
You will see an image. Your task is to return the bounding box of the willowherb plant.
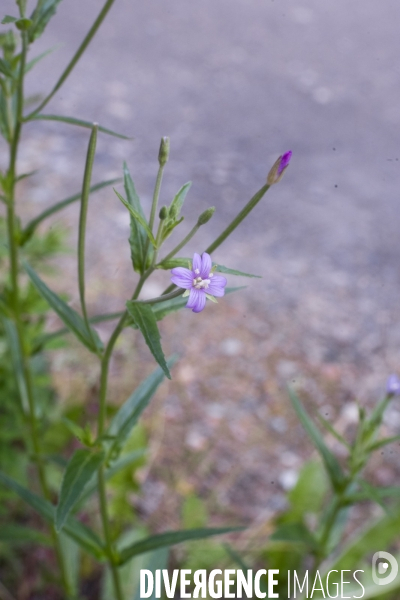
[0,1,292,597]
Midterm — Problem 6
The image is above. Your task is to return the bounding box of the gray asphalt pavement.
[2,0,400,392]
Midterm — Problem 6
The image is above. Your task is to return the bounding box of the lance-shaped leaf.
[126,301,170,379]
[28,114,130,139]
[0,524,50,546]
[108,358,178,456]
[1,317,29,413]
[56,449,104,532]
[23,178,121,241]
[25,46,57,74]
[0,470,104,559]
[114,188,157,247]
[0,88,11,142]
[128,287,246,326]
[24,262,103,354]
[270,522,317,550]
[118,527,242,565]
[123,162,149,274]
[157,257,261,278]
[169,182,191,217]
[1,15,17,24]
[79,449,147,504]
[288,388,345,492]
[0,57,14,78]
[29,0,63,42]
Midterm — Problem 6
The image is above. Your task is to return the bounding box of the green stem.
[98,466,124,600]
[24,0,117,119]
[205,183,270,255]
[160,184,270,296]
[5,33,71,596]
[158,222,200,265]
[95,272,151,600]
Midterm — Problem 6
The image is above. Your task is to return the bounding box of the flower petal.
[186,288,206,313]
[171,267,194,289]
[277,150,292,175]
[200,252,212,278]
[207,274,227,297]
[192,253,202,274]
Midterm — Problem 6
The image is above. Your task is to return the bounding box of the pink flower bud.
[267,150,292,185]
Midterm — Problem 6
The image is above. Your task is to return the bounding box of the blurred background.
[2,0,400,528]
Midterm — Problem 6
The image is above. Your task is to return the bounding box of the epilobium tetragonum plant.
[0,1,293,597]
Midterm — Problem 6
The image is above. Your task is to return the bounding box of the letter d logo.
[372,551,398,586]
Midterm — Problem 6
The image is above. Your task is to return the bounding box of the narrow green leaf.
[367,434,400,452]
[27,113,131,139]
[0,57,14,78]
[1,317,29,413]
[119,527,242,565]
[56,449,104,532]
[223,544,250,571]
[24,262,103,354]
[270,522,317,549]
[125,302,171,378]
[346,486,400,503]
[25,46,58,74]
[213,264,261,278]
[157,257,260,278]
[79,449,147,504]
[0,472,104,560]
[288,388,345,492]
[23,178,121,240]
[123,162,149,274]
[33,310,124,351]
[0,470,52,519]
[114,188,157,247]
[62,518,105,560]
[317,414,350,448]
[108,358,178,455]
[0,524,50,546]
[1,15,18,24]
[0,89,11,142]
[169,182,191,217]
[16,169,38,182]
[357,480,390,514]
[127,287,245,327]
[28,0,63,42]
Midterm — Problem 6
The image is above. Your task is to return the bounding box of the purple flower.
[277,151,292,175]
[267,150,292,185]
[386,374,400,396]
[171,252,227,313]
